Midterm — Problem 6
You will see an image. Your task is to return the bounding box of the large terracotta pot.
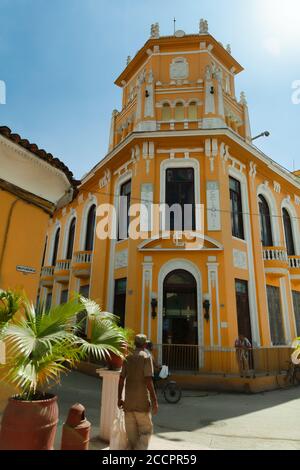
[0,394,59,450]
[107,345,128,371]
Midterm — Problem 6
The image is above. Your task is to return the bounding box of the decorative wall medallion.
[170,58,189,80]
[114,250,128,270]
[233,249,248,270]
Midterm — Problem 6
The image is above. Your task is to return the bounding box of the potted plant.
[0,291,127,450]
[106,327,134,370]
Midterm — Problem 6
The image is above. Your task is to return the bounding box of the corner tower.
[108,20,251,152]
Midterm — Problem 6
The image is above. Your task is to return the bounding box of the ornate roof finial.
[240,91,247,105]
[199,19,209,34]
[226,44,232,54]
[150,23,160,39]
[126,56,131,66]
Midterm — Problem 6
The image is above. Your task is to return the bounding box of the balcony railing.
[55,260,71,272]
[41,266,54,277]
[263,247,288,263]
[153,344,293,377]
[73,251,93,264]
[289,256,300,269]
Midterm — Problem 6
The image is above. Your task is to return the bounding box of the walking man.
[235,333,252,378]
[118,334,158,450]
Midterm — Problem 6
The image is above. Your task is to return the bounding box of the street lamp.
[252,131,270,141]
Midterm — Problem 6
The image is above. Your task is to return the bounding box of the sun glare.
[262,0,300,41]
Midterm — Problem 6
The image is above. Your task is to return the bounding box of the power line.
[77,187,300,222]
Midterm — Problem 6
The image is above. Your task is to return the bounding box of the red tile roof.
[0,126,80,187]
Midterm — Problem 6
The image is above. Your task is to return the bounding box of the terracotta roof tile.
[0,126,80,187]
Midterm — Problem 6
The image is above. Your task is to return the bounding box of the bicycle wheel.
[163,381,182,404]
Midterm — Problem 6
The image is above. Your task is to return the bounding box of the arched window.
[85,205,96,251]
[66,218,76,260]
[282,208,295,256]
[162,103,171,121]
[174,102,184,121]
[258,195,273,247]
[188,102,197,120]
[51,228,60,266]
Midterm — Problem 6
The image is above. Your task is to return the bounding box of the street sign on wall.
[16,265,36,274]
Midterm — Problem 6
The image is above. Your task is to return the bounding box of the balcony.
[40,266,55,287]
[72,251,93,279]
[289,256,300,285]
[263,247,289,275]
[54,259,71,284]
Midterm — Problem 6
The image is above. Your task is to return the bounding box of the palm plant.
[292,338,300,365]
[0,292,128,401]
[0,290,24,332]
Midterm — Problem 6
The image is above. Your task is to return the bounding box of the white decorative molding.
[233,249,248,270]
[141,261,153,336]
[205,138,218,173]
[249,161,257,188]
[273,181,281,194]
[144,69,155,118]
[114,249,128,270]
[206,181,221,231]
[157,259,204,361]
[170,57,189,81]
[295,195,300,206]
[99,169,111,189]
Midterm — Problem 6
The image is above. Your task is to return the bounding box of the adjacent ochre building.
[37,22,300,378]
[0,126,78,301]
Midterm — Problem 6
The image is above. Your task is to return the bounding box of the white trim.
[81,129,300,193]
[160,158,201,231]
[138,233,223,251]
[48,223,61,266]
[229,166,260,346]
[281,198,300,256]
[79,196,97,251]
[157,259,203,353]
[157,148,203,154]
[287,273,297,339]
[264,268,289,276]
[107,171,132,311]
[62,212,77,259]
[280,277,292,344]
[257,184,281,246]
[207,262,221,347]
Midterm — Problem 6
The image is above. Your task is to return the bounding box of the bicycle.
[283,360,300,387]
[153,374,182,404]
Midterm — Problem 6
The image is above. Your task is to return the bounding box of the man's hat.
[134,334,147,347]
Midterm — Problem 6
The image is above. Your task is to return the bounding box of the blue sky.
[0,0,299,179]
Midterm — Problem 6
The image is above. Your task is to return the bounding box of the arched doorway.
[162,269,199,370]
[163,269,198,345]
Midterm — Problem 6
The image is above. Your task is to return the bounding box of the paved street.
[52,371,300,451]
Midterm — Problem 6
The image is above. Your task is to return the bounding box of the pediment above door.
[138,232,223,252]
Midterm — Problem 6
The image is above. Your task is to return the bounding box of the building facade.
[0,126,77,301]
[39,22,300,375]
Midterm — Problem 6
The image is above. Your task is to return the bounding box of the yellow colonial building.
[38,21,300,384]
